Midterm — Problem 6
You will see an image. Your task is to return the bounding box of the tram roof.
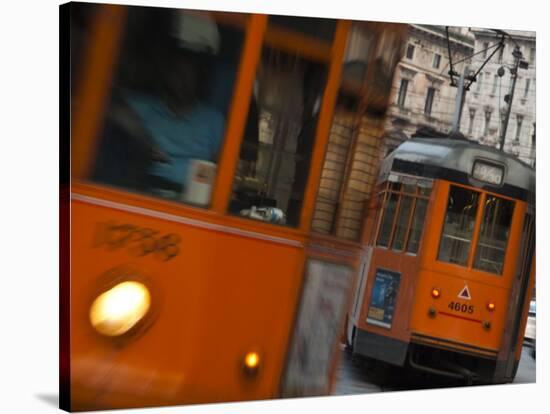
[379,138,536,200]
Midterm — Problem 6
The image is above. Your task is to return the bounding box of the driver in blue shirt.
[93,11,225,197]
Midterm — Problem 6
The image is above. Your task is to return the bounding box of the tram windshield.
[438,185,515,275]
[473,195,515,274]
[438,186,480,266]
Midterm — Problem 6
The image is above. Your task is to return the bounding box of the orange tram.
[61,2,408,411]
[346,137,536,384]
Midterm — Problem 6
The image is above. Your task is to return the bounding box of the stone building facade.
[459,29,536,166]
[382,25,474,155]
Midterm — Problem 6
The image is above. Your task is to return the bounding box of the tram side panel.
[70,199,306,410]
[351,249,421,366]
[347,182,433,366]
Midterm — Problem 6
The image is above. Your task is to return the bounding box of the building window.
[498,45,504,63]
[476,73,483,92]
[406,44,415,60]
[468,108,476,135]
[484,109,492,136]
[433,53,441,69]
[515,115,524,142]
[492,74,498,95]
[524,78,530,98]
[424,87,435,116]
[529,47,535,64]
[482,42,489,58]
[397,79,409,108]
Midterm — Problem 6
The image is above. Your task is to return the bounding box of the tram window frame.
[472,195,515,275]
[77,7,249,210]
[437,185,481,267]
[227,45,330,228]
[373,178,432,254]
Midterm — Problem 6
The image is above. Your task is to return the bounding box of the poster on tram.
[367,268,401,328]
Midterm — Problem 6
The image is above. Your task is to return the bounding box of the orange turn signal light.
[487,302,496,311]
[431,288,441,299]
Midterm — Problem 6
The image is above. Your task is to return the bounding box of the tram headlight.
[431,288,441,299]
[487,301,496,311]
[90,281,151,337]
[243,351,261,376]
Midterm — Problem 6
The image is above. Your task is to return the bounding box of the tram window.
[418,186,431,196]
[229,46,328,227]
[473,196,515,274]
[406,198,428,254]
[86,7,244,208]
[374,180,431,252]
[268,15,337,42]
[438,186,480,266]
[377,192,399,247]
[369,192,385,245]
[390,182,402,191]
[69,3,99,94]
[392,195,414,251]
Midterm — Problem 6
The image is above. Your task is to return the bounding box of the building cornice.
[411,24,474,50]
[398,61,448,83]
[470,28,535,43]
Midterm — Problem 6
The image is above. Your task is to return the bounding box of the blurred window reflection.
[229,47,328,227]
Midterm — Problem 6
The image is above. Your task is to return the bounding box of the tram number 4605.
[448,301,474,314]
[93,221,181,261]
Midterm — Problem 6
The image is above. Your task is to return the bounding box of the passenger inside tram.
[92,9,242,205]
[84,6,336,226]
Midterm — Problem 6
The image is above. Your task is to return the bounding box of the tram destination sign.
[471,159,504,186]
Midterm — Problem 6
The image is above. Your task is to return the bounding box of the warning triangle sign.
[458,285,471,300]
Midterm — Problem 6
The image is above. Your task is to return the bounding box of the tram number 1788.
[448,301,474,314]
